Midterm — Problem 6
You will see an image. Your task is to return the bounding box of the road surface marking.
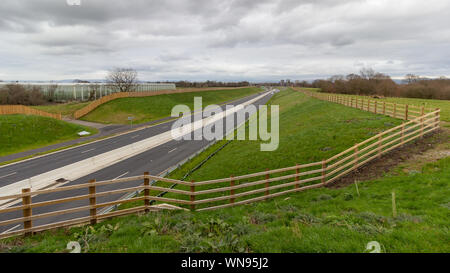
[131,135,140,139]
[0,93,259,170]
[168,148,177,153]
[1,224,20,234]
[81,148,95,154]
[0,172,17,179]
[113,172,129,180]
[0,92,270,202]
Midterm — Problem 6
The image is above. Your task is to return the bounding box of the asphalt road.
[0,92,273,234]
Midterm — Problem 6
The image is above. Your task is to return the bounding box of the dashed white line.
[131,135,140,139]
[81,148,95,154]
[168,148,178,153]
[113,172,129,180]
[0,172,17,179]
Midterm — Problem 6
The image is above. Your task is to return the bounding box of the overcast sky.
[0,0,449,82]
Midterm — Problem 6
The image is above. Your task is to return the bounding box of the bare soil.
[328,122,450,188]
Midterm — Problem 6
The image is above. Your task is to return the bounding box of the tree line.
[296,68,450,100]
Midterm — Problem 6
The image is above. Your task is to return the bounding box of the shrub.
[0,84,46,105]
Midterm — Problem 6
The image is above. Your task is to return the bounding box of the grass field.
[6,89,447,253]
[32,101,90,118]
[81,88,262,124]
[304,88,450,123]
[0,115,97,156]
[2,156,447,253]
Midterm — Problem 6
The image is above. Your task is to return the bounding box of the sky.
[0,0,449,82]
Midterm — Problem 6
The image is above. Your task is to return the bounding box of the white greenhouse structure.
[0,82,176,101]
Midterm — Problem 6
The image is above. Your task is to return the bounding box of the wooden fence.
[0,107,440,239]
[0,105,62,120]
[73,87,249,119]
[297,89,434,121]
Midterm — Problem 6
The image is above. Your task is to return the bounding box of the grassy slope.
[158,89,402,204]
[6,89,448,253]
[81,88,261,124]
[0,115,97,156]
[32,101,90,118]
[3,157,448,253]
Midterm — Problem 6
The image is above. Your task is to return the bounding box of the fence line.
[73,87,250,119]
[0,105,61,120]
[0,96,441,239]
[296,88,434,121]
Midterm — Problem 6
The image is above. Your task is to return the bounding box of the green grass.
[0,115,97,157]
[307,88,450,123]
[380,97,450,123]
[159,89,402,200]
[3,157,448,253]
[2,89,446,253]
[32,101,90,118]
[81,88,262,124]
[115,88,402,210]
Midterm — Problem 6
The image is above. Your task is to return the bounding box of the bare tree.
[404,74,420,84]
[106,68,138,92]
[359,68,376,80]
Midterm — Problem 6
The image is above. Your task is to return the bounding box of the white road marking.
[131,135,140,139]
[0,92,270,203]
[113,172,129,180]
[1,224,20,234]
[81,148,95,154]
[0,172,17,179]
[168,148,177,153]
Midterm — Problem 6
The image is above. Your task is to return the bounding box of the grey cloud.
[0,0,449,81]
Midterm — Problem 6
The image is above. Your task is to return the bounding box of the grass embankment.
[81,88,262,125]
[2,157,448,253]
[5,89,447,253]
[304,88,450,123]
[0,115,97,157]
[32,101,90,118]
[155,89,403,205]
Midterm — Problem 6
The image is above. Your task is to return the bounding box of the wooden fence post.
[435,108,440,128]
[420,106,425,137]
[190,180,196,211]
[374,101,377,114]
[21,188,32,236]
[89,179,97,225]
[354,145,359,170]
[368,99,370,112]
[265,169,270,199]
[230,176,235,204]
[405,105,409,120]
[356,98,358,109]
[393,103,397,118]
[321,160,327,185]
[383,102,386,115]
[144,172,150,213]
[295,164,299,189]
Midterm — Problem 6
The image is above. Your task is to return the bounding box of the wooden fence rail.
[0,105,61,120]
[73,87,250,119]
[0,97,440,239]
[297,89,434,121]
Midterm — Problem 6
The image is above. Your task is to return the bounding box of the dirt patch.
[327,123,450,189]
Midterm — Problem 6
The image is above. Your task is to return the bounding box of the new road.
[0,91,274,234]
